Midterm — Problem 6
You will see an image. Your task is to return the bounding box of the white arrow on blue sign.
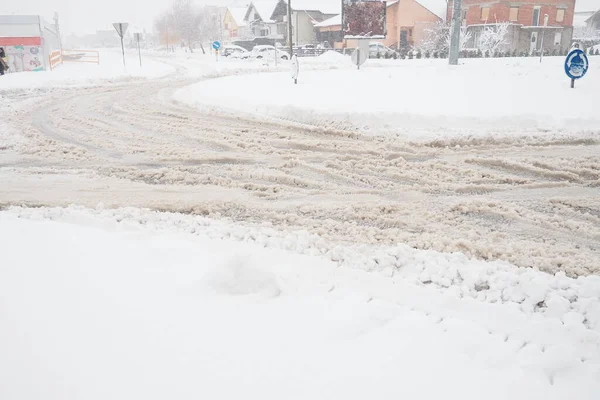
[564,49,589,80]
[212,41,222,50]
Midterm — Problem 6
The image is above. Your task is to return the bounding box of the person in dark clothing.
[0,47,8,75]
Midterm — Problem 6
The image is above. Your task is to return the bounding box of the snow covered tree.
[421,21,449,54]
[420,22,471,57]
[154,0,222,54]
[478,22,510,55]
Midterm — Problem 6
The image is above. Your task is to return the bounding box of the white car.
[222,44,250,59]
[369,43,397,58]
[251,45,290,60]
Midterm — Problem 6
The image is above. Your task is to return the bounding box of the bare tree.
[171,0,203,53]
[478,22,510,55]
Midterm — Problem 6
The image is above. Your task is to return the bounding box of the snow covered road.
[1,53,600,276]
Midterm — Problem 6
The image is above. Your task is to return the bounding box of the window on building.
[556,9,565,23]
[554,31,562,45]
[462,9,467,23]
[509,7,519,22]
[532,7,540,26]
[408,28,413,37]
[481,7,490,21]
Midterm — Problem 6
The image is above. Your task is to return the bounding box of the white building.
[0,15,61,72]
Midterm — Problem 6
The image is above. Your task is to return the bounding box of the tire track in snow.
[2,77,600,277]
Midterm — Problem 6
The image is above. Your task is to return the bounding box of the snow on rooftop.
[415,0,447,20]
[292,0,341,14]
[228,7,248,27]
[314,14,341,28]
[251,1,279,23]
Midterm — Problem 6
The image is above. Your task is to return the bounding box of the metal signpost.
[134,33,142,67]
[212,40,221,62]
[113,22,129,68]
[351,41,368,70]
[564,48,589,88]
[291,54,299,84]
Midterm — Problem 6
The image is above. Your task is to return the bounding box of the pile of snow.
[1,207,599,399]
[0,50,174,90]
[317,50,349,64]
[174,57,600,141]
[6,205,600,332]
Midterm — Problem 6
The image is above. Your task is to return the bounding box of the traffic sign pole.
[113,23,129,70]
[564,48,589,89]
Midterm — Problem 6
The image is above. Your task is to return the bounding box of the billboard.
[342,0,387,39]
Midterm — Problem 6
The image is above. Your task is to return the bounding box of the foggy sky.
[1,0,597,36]
[0,0,240,35]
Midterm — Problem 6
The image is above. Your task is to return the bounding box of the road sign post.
[113,23,129,69]
[351,40,369,70]
[564,48,589,89]
[291,55,299,84]
[135,33,142,67]
[212,41,221,62]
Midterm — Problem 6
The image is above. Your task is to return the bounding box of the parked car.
[250,45,290,60]
[222,44,250,59]
[369,43,397,58]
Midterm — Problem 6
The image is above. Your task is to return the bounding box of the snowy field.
[1,207,599,399]
[175,54,600,141]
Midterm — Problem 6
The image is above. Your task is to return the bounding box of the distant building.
[449,0,576,53]
[284,0,340,45]
[315,0,445,50]
[244,1,286,40]
[224,7,249,40]
[573,0,600,45]
[0,15,61,72]
[386,0,445,50]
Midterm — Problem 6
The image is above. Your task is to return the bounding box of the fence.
[61,49,100,65]
[49,50,62,70]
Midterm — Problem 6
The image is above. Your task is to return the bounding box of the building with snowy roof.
[0,15,61,72]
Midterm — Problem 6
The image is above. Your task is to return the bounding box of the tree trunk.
[200,43,206,54]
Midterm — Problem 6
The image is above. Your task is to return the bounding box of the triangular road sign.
[113,23,129,38]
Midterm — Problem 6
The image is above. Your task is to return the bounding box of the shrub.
[416,51,422,59]
[433,51,438,58]
[425,51,430,58]
[408,51,413,59]
[595,48,600,56]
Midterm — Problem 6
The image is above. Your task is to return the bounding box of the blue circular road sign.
[212,41,222,50]
[564,49,589,80]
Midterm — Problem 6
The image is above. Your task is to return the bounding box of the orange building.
[315,0,445,50]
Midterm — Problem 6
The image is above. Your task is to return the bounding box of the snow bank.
[174,57,600,141]
[5,205,600,333]
[1,208,599,399]
[0,50,174,91]
[317,50,349,64]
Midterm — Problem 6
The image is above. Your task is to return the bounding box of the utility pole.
[449,0,462,65]
[288,0,293,58]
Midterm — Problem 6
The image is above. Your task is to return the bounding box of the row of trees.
[154,0,222,53]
